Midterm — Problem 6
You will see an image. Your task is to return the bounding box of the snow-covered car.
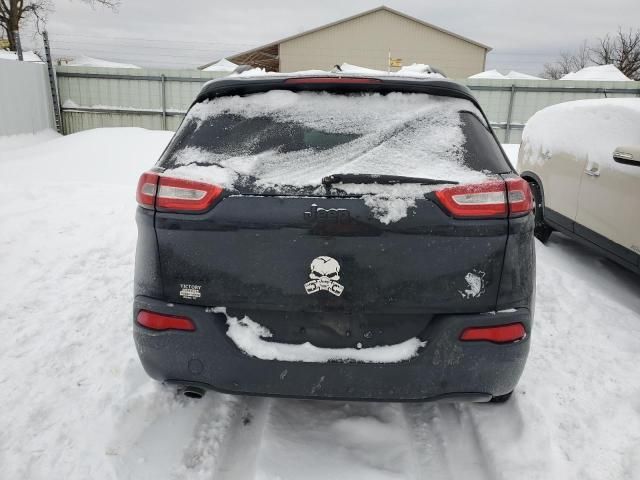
[133,74,535,403]
[519,99,640,275]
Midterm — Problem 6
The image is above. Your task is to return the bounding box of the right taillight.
[460,322,526,344]
[136,171,223,213]
[435,181,508,218]
[505,177,534,216]
[435,178,533,219]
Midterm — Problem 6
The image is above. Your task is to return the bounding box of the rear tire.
[529,181,552,243]
[489,391,513,403]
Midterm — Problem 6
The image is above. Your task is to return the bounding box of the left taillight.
[136,172,223,213]
[136,172,159,209]
[136,310,195,331]
[434,177,533,219]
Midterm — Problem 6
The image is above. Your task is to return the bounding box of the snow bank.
[0,127,172,185]
[560,64,631,81]
[218,308,426,363]
[202,58,237,72]
[501,143,521,169]
[0,128,60,153]
[65,55,141,69]
[521,98,640,167]
[0,49,42,62]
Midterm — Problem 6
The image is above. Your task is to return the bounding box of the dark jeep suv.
[133,74,535,403]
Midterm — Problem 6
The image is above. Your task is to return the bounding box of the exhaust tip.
[181,386,206,399]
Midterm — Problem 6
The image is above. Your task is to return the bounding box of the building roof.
[199,6,492,70]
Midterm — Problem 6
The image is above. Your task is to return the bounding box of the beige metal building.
[200,6,491,78]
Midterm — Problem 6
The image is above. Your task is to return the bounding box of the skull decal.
[304,256,344,296]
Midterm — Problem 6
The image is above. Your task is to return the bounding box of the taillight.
[136,172,223,213]
[156,176,223,212]
[136,172,159,209]
[505,177,534,216]
[435,178,534,219]
[460,323,526,344]
[137,310,195,331]
[435,181,508,218]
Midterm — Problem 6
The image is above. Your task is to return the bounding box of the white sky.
[17,0,640,75]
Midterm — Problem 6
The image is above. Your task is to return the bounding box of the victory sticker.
[304,256,344,297]
[179,283,202,300]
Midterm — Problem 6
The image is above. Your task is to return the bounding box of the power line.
[18,29,259,49]
[20,28,560,59]
[48,39,243,55]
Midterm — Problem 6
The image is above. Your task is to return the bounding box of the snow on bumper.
[133,296,532,401]
[217,307,426,364]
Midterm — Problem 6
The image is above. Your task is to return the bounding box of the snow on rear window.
[159,91,494,223]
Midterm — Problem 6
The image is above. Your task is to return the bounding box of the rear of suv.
[133,74,535,403]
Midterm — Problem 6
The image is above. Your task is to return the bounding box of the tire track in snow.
[402,403,496,480]
[171,392,244,479]
[105,383,239,480]
[215,399,417,480]
[211,396,273,480]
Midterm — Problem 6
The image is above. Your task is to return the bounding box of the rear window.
[459,112,511,173]
[158,90,510,189]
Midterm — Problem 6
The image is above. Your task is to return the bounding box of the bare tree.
[590,28,640,80]
[542,41,590,79]
[0,0,119,51]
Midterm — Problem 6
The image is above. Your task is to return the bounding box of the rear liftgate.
[137,172,532,350]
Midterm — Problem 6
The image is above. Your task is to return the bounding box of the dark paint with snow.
[133,75,535,402]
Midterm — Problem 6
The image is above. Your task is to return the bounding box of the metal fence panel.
[465,79,640,143]
[56,66,228,134]
[56,66,640,144]
[0,59,55,136]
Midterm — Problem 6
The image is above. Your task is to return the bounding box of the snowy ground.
[1,129,639,480]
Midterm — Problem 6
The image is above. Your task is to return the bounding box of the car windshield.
[157,90,510,190]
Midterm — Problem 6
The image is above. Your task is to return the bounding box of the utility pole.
[13,30,23,60]
[43,31,63,134]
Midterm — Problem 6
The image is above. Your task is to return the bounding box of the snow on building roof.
[0,50,43,62]
[65,55,141,69]
[504,70,544,80]
[560,64,630,81]
[469,70,545,80]
[468,69,505,79]
[202,58,238,72]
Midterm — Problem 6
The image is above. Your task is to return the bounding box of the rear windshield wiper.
[322,173,459,191]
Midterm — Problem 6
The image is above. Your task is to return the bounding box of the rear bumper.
[133,296,532,402]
